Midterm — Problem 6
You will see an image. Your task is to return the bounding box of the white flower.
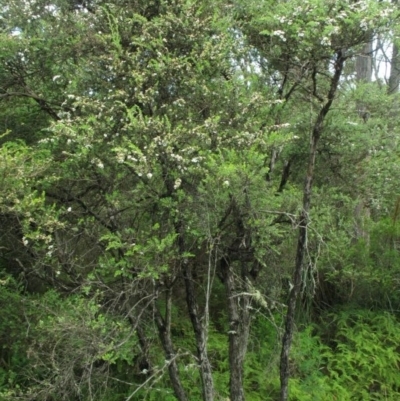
[147,173,153,179]
[223,180,230,187]
[321,37,330,46]
[360,20,368,30]
[97,162,104,169]
[174,178,182,189]
[22,237,29,246]
[272,30,286,41]
[67,207,72,212]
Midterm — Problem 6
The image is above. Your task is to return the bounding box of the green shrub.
[289,309,400,400]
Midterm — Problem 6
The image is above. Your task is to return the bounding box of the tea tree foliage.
[1,0,400,400]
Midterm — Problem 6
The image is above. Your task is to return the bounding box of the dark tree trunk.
[221,258,251,401]
[176,220,215,401]
[277,159,293,193]
[266,147,280,181]
[182,260,215,401]
[279,51,347,401]
[220,197,254,401]
[154,289,188,401]
[136,326,153,375]
[386,0,399,95]
[162,172,215,401]
[389,41,400,95]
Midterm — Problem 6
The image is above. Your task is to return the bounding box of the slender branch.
[279,50,347,401]
[0,91,61,120]
[125,351,189,401]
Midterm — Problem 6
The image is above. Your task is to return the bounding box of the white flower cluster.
[46,245,54,257]
[173,178,182,189]
[272,123,290,129]
[272,30,286,42]
[153,136,168,147]
[91,158,104,169]
[114,147,143,165]
[172,98,186,107]
[233,131,257,146]
[321,37,330,46]
[360,20,368,30]
[38,137,55,144]
[170,153,184,162]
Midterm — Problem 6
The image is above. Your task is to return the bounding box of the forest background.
[1,0,400,400]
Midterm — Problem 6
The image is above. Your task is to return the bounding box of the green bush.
[289,309,400,400]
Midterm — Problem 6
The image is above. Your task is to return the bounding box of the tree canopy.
[1,0,400,400]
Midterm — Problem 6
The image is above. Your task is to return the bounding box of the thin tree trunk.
[221,258,251,401]
[221,198,253,401]
[389,1,399,94]
[388,42,400,94]
[182,259,215,401]
[355,39,373,123]
[279,50,347,401]
[136,326,152,375]
[160,170,214,400]
[176,220,215,401]
[162,172,215,401]
[356,41,373,82]
[266,147,280,181]
[154,288,188,401]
